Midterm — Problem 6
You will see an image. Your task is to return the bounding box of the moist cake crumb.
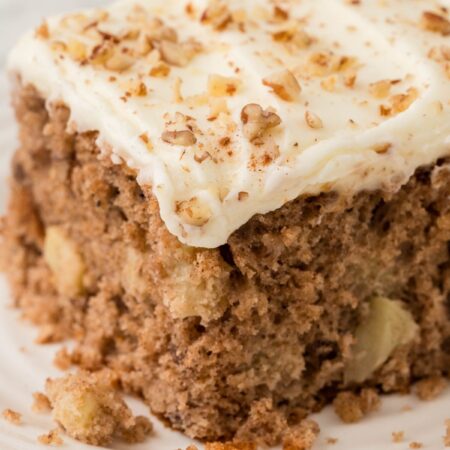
[37,429,64,446]
[391,431,405,443]
[333,389,380,424]
[282,420,320,450]
[45,372,153,446]
[205,443,256,450]
[32,392,52,413]
[415,376,448,401]
[53,347,72,371]
[2,408,22,425]
[409,442,423,449]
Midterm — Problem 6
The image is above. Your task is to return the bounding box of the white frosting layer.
[7,0,450,248]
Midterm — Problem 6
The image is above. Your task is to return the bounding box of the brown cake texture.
[1,84,450,445]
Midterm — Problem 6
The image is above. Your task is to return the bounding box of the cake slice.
[2,0,450,445]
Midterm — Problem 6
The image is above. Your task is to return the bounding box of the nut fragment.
[162,130,197,146]
[149,62,171,77]
[380,88,419,117]
[35,21,50,39]
[44,226,85,297]
[176,197,212,226]
[344,296,418,384]
[241,103,282,142]
[201,1,232,30]
[421,11,450,36]
[305,111,323,129]
[66,40,88,62]
[272,28,313,49]
[159,39,200,67]
[208,74,241,97]
[262,70,301,101]
[369,80,393,99]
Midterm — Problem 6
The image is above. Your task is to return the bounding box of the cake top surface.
[8,0,450,248]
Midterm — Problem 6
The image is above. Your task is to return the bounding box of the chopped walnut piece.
[369,80,393,99]
[150,62,171,77]
[283,420,320,450]
[305,111,323,129]
[392,431,405,443]
[104,51,135,72]
[238,191,249,201]
[46,372,153,446]
[373,142,392,154]
[272,28,313,49]
[162,130,197,146]
[32,392,52,413]
[343,71,357,88]
[421,11,450,36]
[66,40,88,62]
[139,133,154,151]
[380,88,419,117]
[263,70,301,101]
[208,74,241,97]
[176,197,212,226]
[38,429,64,446]
[241,103,282,143]
[333,389,380,423]
[273,6,289,21]
[415,376,447,401]
[36,21,50,39]
[160,40,191,67]
[2,408,22,425]
[201,1,232,30]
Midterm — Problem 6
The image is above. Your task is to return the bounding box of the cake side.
[2,84,450,444]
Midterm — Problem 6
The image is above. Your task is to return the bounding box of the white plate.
[0,1,449,449]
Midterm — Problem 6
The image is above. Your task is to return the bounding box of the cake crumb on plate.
[333,389,380,423]
[415,376,447,401]
[32,392,52,413]
[391,431,404,443]
[2,408,22,425]
[45,371,153,446]
[37,429,63,446]
[409,442,423,449]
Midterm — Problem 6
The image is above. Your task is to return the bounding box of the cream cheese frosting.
[7,0,450,248]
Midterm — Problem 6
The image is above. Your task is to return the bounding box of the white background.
[0,1,449,449]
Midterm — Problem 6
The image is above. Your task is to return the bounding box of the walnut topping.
[176,198,212,226]
[201,1,232,30]
[66,40,88,62]
[373,142,392,154]
[159,39,201,67]
[421,11,450,36]
[238,191,249,201]
[305,52,357,78]
[273,6,289,21]
[380,87,419,117]
[305,111,323,129]
[149,62,171,77]
[369,80,393,99]
[36,21,50,39]
[241,104,282,142]
[139,133,154,151]
[272,27,313,50]
[162,130,197,146]
[262,70,301,102]
[208,74,241,97]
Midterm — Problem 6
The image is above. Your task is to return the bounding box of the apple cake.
[2,0,450,445]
